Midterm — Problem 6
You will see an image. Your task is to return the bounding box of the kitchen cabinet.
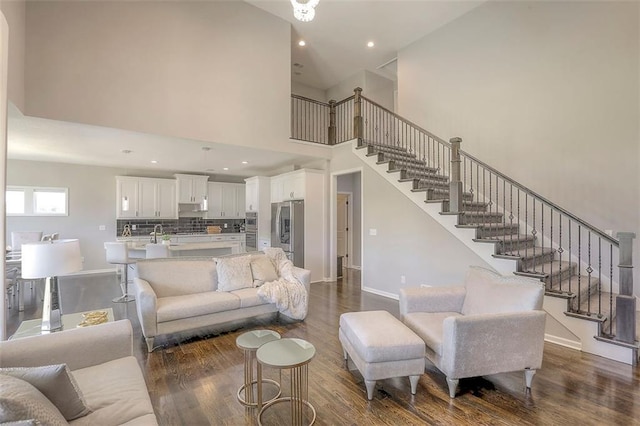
[270,170,317,203]
[245,176,271,248]
[116,177,177,219]
[175,174,208,204]
[206,182,246,219]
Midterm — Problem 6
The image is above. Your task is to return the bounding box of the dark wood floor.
[7,269,640,425]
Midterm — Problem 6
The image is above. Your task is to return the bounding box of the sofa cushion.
[216,255,253,291]
[157,292,241,323]
[0,374,67,425]
[0,364,92,420]
[230,288,270,308]
[70,356,156,426]
[250,255,279,287]
[403,312,462,357]
[136,258,217,297]
[462,266,544,315]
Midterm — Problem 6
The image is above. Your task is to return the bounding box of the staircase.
[354,139,638,365]
[289,89,638,365]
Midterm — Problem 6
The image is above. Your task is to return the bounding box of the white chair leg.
[446,377,459,398]
[365,380,376,400]
[524,368,536,389]
[409,375,420,395]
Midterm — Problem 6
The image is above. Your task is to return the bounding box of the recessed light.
[151,160,158,164]
[223,167,229,171]
[367,41,375,48]
[241,161,248,164]
[298,40,306,47]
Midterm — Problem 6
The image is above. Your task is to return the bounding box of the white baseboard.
[361,286,399,300]
[544,333,582,351]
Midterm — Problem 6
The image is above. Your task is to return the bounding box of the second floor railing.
[291,87,636,346]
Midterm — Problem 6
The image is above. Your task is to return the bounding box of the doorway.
[331,170,361,281]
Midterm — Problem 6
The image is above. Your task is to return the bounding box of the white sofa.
[133,253,311,352]
[0,319,157,425]
[399,266,546,398]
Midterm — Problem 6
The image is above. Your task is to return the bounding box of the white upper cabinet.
[270,170,318,203]
[175,174,209,204]
[245,178,258,212]
[116,177,177,219]
[206,182,246,219]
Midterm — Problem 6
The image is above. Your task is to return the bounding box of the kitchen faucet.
[152,224,163,244]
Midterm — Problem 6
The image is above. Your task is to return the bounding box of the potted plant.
[161,234,171,245]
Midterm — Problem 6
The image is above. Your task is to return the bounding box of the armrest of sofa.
[0,319,133,371]
[440,310,547,379]
[399,286,466,319]
[292,266,311,294]
[133,277,158,338]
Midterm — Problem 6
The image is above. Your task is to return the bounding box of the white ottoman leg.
[342,346,348,361]
[365,380,376,400]
[409,375,420,395]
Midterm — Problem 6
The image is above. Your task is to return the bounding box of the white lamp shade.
[21,239,83,279]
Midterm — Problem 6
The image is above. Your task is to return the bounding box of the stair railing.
[291,88,635,345]
[290,94,354,144]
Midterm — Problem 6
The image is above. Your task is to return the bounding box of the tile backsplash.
[117,218,245,237]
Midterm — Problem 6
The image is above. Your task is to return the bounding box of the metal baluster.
[587,231,592,315]
[568,219,572,295]
[598,237,602,317]
[577,226,582,312]
[541,203,545,276]
[609,244,614,336]
[550,207,554,289]
[524,195,529,273]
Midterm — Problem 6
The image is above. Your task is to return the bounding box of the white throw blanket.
[257,248,308,320]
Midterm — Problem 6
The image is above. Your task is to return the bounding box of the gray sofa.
[399,266,546,398]
[0,319,157,425]
[133,254,311,352]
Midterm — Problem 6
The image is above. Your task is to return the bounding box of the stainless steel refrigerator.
[271,200,304,267]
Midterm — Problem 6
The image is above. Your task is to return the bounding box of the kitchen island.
[117,233,246,258]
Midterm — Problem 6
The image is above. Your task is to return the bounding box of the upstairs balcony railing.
[291,88,636,348]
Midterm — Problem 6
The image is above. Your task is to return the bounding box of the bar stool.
[104,242,136,303]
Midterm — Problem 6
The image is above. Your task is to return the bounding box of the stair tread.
[500,246,555,258]
[478,234,533,242]
[518,260,575,276]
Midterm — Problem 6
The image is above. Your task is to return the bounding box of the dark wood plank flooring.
[6,269,640,425]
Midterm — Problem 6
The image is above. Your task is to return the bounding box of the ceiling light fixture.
[151,160,158,164]
[223,167,229,171]
[298,40,306,47]
[241,161,248,165]
[291,0,319,22]
[367,41,375,48]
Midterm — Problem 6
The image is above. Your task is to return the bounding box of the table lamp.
[21,239,83,332]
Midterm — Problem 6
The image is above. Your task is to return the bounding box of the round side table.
[256,338,316,426]
[236,330,282,407]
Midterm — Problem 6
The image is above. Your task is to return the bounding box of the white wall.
[398,1,640,295]
[1,9,10,340]
[23,1,312,156]
[364,71,394,112]
[6,160,133,273]
[0,0,24,112]
[291,81,327,102]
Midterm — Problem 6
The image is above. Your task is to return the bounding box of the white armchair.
[399,266,546,398]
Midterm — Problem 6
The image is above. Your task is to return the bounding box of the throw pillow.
[0,374,68,425]
[461,266,544,315]
[250,255,279,287]
[216,255,253,291]
[0,364,92,421]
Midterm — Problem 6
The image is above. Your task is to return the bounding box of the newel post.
[353,87,364,146]
[449,137,463,213]
[616,232,636,345]
[328,99,337,145]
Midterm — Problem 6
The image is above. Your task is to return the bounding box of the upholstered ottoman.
[339,310,426,400]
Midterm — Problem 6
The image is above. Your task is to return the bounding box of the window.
[6,186,69,216]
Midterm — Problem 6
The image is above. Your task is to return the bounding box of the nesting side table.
[257,338,316,426]
[236,330,282,407]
